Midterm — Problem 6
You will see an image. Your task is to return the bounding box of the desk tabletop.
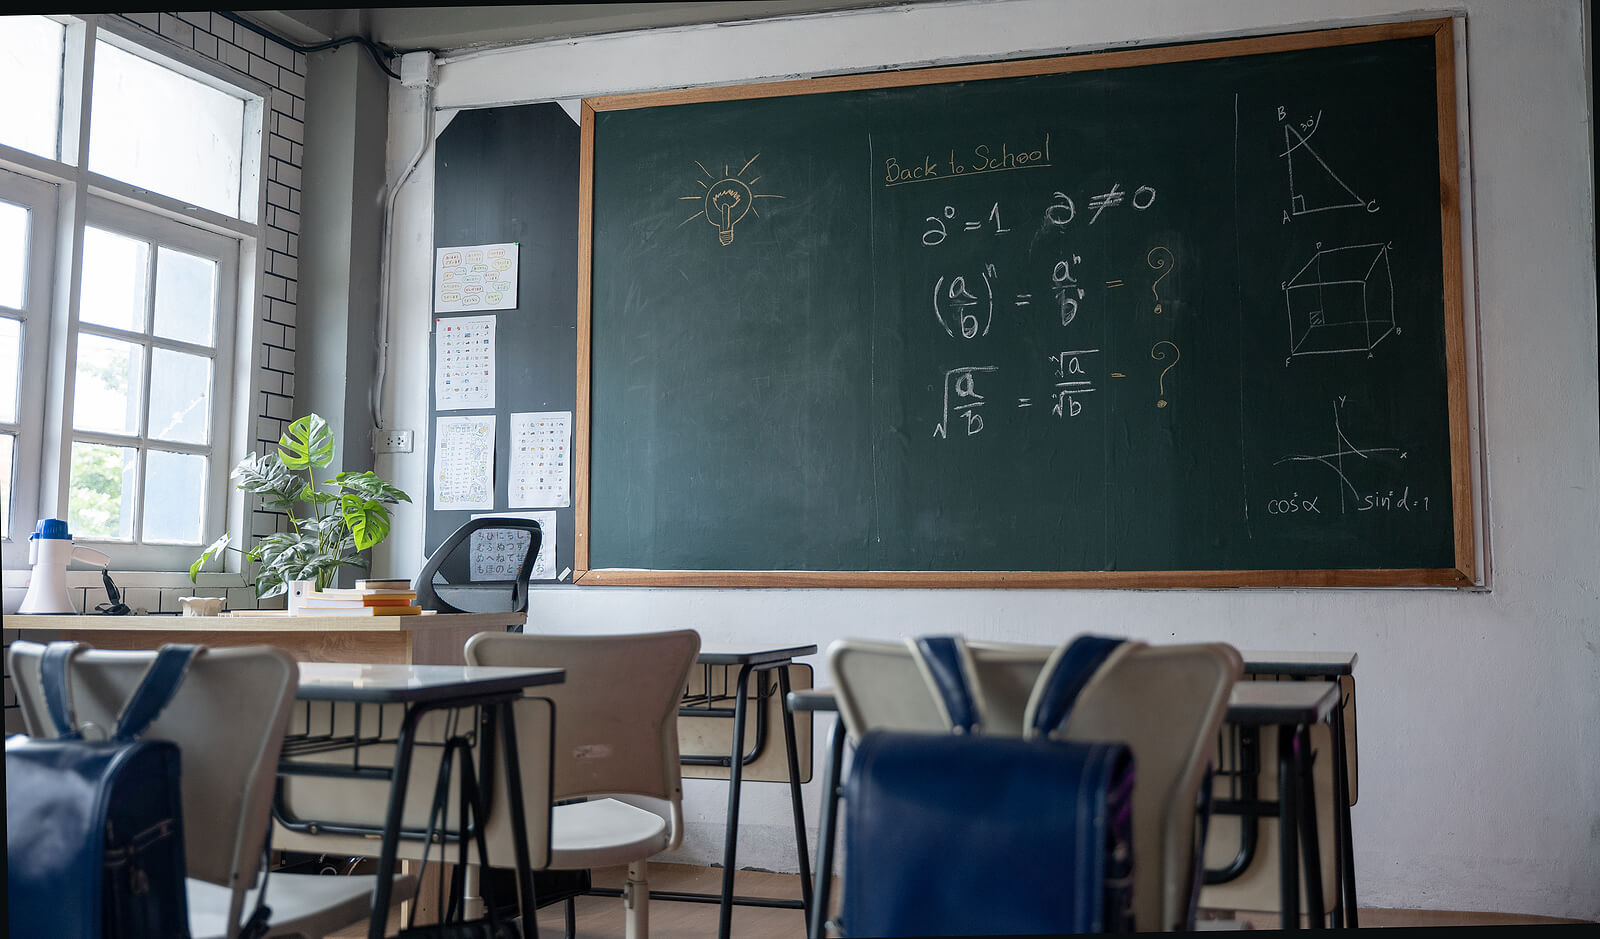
[1241,649,1358,676]
[787,682,1339,727]
[696,644,818,666]
[295,662,564,702]
[8,611,525,633]
[1225,681,1339,725]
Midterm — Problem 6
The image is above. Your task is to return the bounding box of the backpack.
[838,634,1139,936]
[6,642,199,939]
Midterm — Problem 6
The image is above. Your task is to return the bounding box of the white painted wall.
[371,0,1599,919]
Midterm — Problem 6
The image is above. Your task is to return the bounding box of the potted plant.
[190,413,411,599]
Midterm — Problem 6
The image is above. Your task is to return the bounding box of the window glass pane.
[153,246,216,345]
[81,226,149,331]
[0,316,18,423]
[0,199,27,310]
[89,41,245,218]
[73,334,143,435]
[0,16,64,160]
[69,441,135,540]
[147,348,210,444]
[0,432,13,541]
[142,449,204,543]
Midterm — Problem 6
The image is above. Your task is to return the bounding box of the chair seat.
[549,798,669,869]
[187,871,418,939]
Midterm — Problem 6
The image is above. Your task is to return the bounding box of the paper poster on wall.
[434,242,519,313]
[469,511,558,581]
[434,314,496,410]
[508,410,571,508]
[433,415,496,510]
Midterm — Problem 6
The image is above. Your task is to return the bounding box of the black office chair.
[412,518,543,619]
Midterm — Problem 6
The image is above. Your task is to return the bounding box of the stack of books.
[297,579,421,616]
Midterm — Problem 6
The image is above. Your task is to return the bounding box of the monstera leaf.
[277,414,334,470]
[341,495,392,552]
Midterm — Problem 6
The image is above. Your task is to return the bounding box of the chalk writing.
[1273,397,1410,515]
[885,133,1052,188]
[934,366,998,438]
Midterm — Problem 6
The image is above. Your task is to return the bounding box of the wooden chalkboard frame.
[574,17,1472,588]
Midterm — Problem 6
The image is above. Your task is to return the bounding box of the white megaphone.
[19,518,112,614]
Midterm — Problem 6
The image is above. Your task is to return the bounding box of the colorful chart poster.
[509,410,571,508]
[434,314,496,410]
[434,242,519,313]
[469,511,557,581]
[432,415,495,510]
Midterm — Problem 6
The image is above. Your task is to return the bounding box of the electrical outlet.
[374,429,414,453]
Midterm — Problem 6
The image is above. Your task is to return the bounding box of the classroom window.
[0,16,66,160]
[0,16,261,571]
[88,39,249,219]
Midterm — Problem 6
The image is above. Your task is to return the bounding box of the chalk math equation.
[898,184,1183,439]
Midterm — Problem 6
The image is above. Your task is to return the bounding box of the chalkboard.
[427,103,580,582]
[576,19,1473,587]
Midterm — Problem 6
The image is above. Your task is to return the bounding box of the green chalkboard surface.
[577,19,1473,586]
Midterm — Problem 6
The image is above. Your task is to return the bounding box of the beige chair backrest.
[826,635,1241,933]
[465,629,701,850]
[827,639,945,738]
[1047,642,1243,932]
[8,641,298,935]
[828,638,1056,738]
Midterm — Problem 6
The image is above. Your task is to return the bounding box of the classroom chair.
[8,641,415,939]
[826,636,1241,933]
[413,516,543,615]
[464,629,701,939]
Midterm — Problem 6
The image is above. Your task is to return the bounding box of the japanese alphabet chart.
[434,314,497,410]
[469,511,558,581]
[509,410,572,508]
[432,415,496,511]
[434,242,519,313]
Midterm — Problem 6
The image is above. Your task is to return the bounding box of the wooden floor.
[329,861,1593,937]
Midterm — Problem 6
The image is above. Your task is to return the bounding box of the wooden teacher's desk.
[7,611,526,665]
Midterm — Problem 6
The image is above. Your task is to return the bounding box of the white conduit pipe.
[371,78,435,432]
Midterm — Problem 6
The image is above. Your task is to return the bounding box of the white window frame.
[0,168,60,562]
[0,14,271,572]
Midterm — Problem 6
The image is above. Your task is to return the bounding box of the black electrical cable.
[94,568,130,615]
[216,11,426,82]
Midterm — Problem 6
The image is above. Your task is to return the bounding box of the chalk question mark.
[1151,340,1180,408]
[1147,246,1175,314]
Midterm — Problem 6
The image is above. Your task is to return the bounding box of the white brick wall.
[121,11,308,560]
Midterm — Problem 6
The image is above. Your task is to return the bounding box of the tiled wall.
[2,568,265,734]
[120,12,304,550]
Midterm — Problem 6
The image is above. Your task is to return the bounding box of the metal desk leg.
[497,699,542,937]
[1277,724,1301,931]
[808,716,845,939]
[777,667,814,917]
[1329,700,1358,927]
[717,663,756,939]
[370,705,425,939]
[1295,725,1326,929]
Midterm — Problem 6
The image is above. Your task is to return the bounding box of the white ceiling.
[242,2,943,54]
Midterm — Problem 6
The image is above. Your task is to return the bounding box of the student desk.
[788,678,1341,937]
[1207,651,1359,928]
[595,643,817,939]
[8,611,525,665]
[290,662,563,939]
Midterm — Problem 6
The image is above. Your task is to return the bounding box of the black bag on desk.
[6,642,200,939]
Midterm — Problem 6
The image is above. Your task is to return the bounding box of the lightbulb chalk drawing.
[679,154,785,245]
